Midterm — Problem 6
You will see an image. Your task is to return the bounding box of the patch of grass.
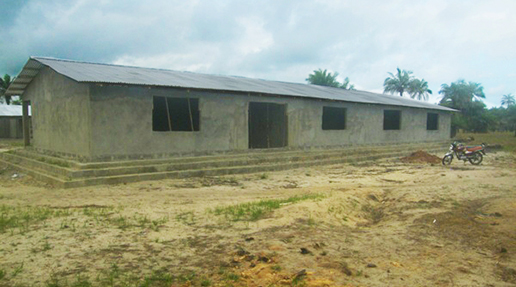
[292,273,306,286]
[45,273,64,287]
[150,217,169,231]
[0,205,70,234]
[225,272,240,281]
[11,262,23,278]
[200,278,212,286]
[327,204,350,222]
[259,173,269,180]
[0,203,168,235]
[456,131,516,153]
[0,269,5,280]
[362,204,384,224]
[177,272,197,283]
[176,211,196,226]
[32,240,52,253]
[140,269,174,287]
[210,193,325,222]
[71,274,92,287]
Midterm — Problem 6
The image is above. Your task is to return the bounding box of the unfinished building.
[0,57,455,187]
[6,57,454,161]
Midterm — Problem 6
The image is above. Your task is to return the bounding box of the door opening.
[248,102,287,149]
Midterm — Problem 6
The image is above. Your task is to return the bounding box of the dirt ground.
[1,150,516,286]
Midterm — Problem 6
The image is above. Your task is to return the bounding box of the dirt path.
[1,152,515,286]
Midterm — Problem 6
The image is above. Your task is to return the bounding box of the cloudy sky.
[1,0,515,107]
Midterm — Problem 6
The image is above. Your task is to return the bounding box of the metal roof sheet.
[0,104,28,116]
[6,57,455,112]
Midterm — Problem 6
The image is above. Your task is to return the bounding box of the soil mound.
[400,150,441,164]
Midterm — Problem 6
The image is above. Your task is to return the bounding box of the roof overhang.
[4,57,45,96]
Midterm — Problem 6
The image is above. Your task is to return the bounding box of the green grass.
[456,131,516,153]
[176,211,196,226]
[0,205,71,234]
[0,204,168,234]
[210,193,325,222]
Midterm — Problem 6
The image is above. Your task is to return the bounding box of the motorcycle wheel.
[469,152,483,165]
[442,154,453,165]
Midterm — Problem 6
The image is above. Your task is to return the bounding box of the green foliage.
[407,78,432,101]
[383,68,413,97]
[140,269,175,287]
[383,68,431,100]
[439,79,489,132]
[306,69,340,87]
[501,93,515,107]
[439,79,485,110]
[340,77,355,90]
[0,205,70,234]
[211,193,324,222]
[456,131,516,152]
[306,69,355,90]
[487,105,516,136]
[0,74,14,105]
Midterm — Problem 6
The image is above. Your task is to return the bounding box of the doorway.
[248,102,288,149]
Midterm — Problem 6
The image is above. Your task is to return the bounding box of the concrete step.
[14,141,446,170]
[0,142,449,188]
[4,142,447,180]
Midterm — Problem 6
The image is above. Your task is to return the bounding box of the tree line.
[0,74,15,105]
[306,68,516,135]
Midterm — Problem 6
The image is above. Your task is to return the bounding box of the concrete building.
[0,104,27,139]
[6,57,454,162]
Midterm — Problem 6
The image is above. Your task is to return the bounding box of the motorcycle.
[442,141,486,165]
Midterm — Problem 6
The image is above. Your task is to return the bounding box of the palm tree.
[439,79,485,111]
[383,68,413,97]
[340,77,355,90]
[0,74,14,105]
[306,69,341,88]
[408,78,432,101]
[501,93,515,107]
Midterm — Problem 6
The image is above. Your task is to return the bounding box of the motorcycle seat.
[465,146,483,152]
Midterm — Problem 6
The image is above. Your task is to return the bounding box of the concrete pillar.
[22,101,30,146]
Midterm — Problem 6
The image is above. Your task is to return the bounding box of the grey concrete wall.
[0,117,23,138]
[23,68,92,157]
[285,100,452,147]
[23,75,452,160]
[88,85,451,160]
[88,86,248,159]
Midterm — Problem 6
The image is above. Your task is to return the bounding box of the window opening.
[153,96,199,132]
[427,113,439,130]
[322,106,346,130]
[383,110,401,130]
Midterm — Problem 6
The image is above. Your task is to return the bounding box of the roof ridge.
[32,56,307,86]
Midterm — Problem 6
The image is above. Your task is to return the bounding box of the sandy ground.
[0,151,515,286]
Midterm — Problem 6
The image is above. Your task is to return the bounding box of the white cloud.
[1,0,516,107]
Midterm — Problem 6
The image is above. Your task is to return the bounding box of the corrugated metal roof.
[0,104,23,116]
[6,57,455,112]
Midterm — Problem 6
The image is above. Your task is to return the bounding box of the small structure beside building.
[0,104,29,139]
[5,57,455,162]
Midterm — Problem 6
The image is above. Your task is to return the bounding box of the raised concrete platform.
[0,142,448,188]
